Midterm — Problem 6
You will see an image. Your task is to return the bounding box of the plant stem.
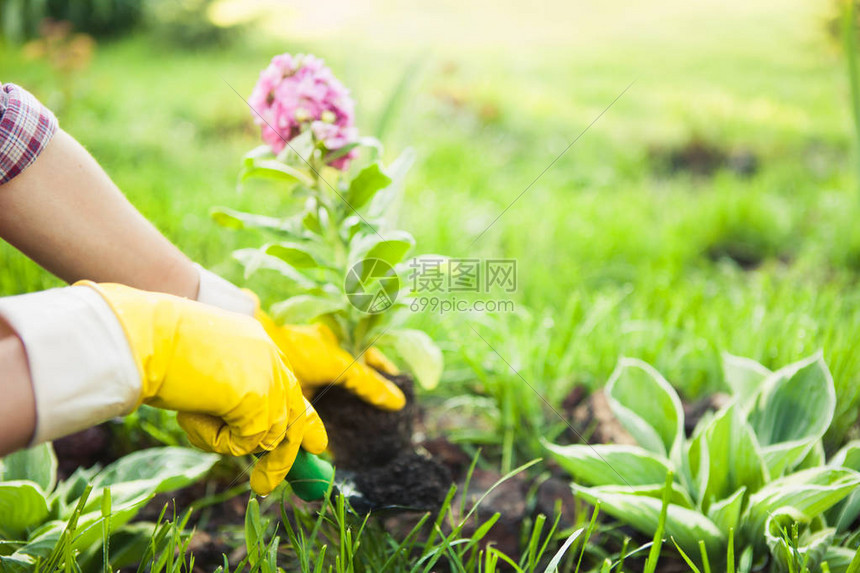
[310,153,360,350]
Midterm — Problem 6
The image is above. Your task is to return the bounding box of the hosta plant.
[0,443,217,570]
[212,53,443,388]
[545,352,860,571]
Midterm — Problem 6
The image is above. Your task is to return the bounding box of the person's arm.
[0,83,403,411]
[0,128,200,300]
[0,315,35,453]
[0,125,405,409]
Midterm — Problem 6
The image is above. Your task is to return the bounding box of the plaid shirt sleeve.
[0,83,59,185]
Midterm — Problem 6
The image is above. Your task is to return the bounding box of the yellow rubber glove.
[80,282,327,495]
[253,307,406,411]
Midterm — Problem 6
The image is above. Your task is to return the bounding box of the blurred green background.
[2,0,860,451]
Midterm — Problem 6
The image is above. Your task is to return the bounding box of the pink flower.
[248,53,358,170]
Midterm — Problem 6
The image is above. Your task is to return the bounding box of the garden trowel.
[282,449,431,515]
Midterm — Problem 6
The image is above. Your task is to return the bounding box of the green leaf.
[765,511,835,573]
[848,545,860,573]
[303,207,323,235]
[379,329,443,389]
[686,429,710,505]
[745,467,860,539]
[824,546,858,573]
[0,481,50,538]
[699,405,767,509]
[346,163,392,210]
[92,447,218,503]
[240,159,313,187]
[0,443,57,493]
[0,553,35,571]
[572,484,724,557]
[748,353,836,477]
[368,148,416,218]
[60,493,154,555]
[721,353,771,410]
[323,137,383,164]
[351,230,416,272]
[210,207,296,234]
[588,483,695,509]
[232,248,316,287]
[246,498,263,565]
[270,295,344,324]
[77,522,157,571]
[707,487,746,534]
[242,144,274,166]
[827,441,860,532]
[795,439,826,471]
[605,358,685,457]
[543,442,674,487]
[265,242,321,269]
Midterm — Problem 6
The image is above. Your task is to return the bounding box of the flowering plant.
[247,53,358,170]
[212,53,443,389]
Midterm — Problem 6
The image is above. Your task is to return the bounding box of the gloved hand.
[83,282,328,495]
[0,281,326,496]
[255,313,406,411]
[195,266,406,411]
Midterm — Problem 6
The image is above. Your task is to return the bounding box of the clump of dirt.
[352,452,452,508]
[650,138,758,178]
[313,373,416,469]
[312,372,452,509]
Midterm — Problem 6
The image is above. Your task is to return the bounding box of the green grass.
[4,0,860,567]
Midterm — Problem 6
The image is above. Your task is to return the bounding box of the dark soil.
[682,392,731,436]
[562,386,637,446]
[351,452,452,508]
[450,468,528,557]
[313,373,416,469]
[650,138,758,178]
[312,372,453,510]
[52,423,116,479]
[705,242,766,270]
[419,436,473,481]
[534,476,578,530]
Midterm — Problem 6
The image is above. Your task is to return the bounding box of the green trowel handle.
[284,449,334,501]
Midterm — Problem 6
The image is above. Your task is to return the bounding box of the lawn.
[2,0,860,569]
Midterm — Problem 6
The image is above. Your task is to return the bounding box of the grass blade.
[671,537,701,573]
[542,527,584,573]
[644,471,673,573]
[698,539,711,573]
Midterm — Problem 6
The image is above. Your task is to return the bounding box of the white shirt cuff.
[195,264,255,316]
[0,286,141,445]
